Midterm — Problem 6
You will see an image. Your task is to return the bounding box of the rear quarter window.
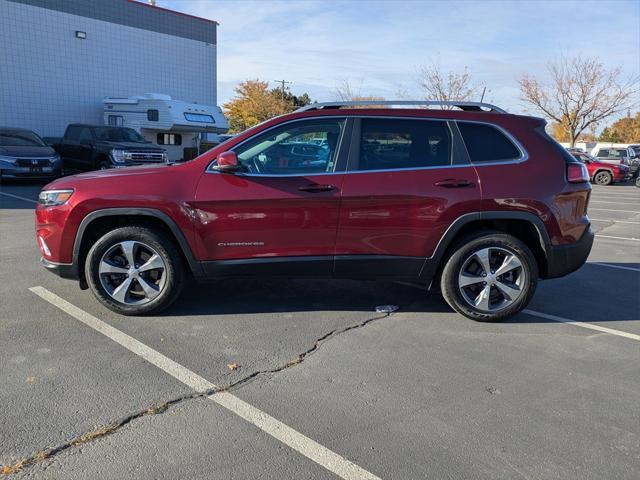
[458,122,521,162]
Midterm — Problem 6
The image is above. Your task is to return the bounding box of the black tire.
[85,226,185,315]
[593,170,613,185]
[440,231,538,322]
[99,160,111,170]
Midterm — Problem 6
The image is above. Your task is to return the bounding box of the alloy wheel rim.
[458,247,526,312]
[595,172,609,184]
[98,241,167,305]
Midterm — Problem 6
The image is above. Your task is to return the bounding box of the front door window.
[233,119,345,175]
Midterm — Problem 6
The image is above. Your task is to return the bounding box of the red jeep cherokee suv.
[35,101,594,321]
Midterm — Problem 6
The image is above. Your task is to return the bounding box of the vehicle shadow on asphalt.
[164,270,639,325]
[164,278,452,317]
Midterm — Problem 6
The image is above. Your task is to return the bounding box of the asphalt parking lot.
[1,181,639,479]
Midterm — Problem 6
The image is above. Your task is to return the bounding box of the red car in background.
[569,149,629,185]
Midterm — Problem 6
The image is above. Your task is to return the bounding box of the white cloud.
[165,0,639,116]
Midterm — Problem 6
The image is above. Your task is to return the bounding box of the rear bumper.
[40,257,78,280]
[544,227,594,279]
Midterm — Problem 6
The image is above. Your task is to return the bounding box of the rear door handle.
[298,184,336,193]
[434,179,474,188]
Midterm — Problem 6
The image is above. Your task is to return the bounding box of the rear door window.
[458,122,521,162]
[356,118,451,171]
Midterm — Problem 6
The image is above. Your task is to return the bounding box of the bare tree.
[519,55,638,147]
[333,79,385,107]
[417,60,477,107]
[334,79,362,101]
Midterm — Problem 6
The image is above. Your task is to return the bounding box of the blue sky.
[164,0,639,116]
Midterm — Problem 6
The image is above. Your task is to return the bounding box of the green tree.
[271,89,312,108]
[223,80,314,133]
[598,127,621,142]
[599,113,640,142]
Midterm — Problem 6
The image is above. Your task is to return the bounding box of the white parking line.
[590,200,639,206]
[596,234,640,242]
[591,262,640,273]
[589,208,640,213]
[394,282,639,340]
[590,218,640,225]
[0,191,38,204]
[589,200,640,206]
[523,310,640,341]
[28,286,381,480]
[590,196,640,200]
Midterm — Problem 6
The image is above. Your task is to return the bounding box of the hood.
[97,141,164,151]
[0,145,57,157]
[592,160,620,169]
[43,163,173,190]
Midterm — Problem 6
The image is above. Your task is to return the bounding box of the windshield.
[0,130,47,147]
[94,127,148,143]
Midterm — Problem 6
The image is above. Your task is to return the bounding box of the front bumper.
[40,257,78,280]
[1,166,62,179]
[544,227,594,279]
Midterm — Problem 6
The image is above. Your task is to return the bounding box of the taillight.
[567,163,589,183]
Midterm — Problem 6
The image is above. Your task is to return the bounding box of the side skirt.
[200,255,430,280]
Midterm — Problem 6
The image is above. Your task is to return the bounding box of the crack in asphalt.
[0,311,394,475]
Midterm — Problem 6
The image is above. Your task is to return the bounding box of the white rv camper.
[103,94,229,161]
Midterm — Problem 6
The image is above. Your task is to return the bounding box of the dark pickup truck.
[55,124,167,171]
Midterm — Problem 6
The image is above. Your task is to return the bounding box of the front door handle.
[434,179,474,188]
[298,184,336,193]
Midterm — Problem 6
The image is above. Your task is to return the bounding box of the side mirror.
[213,151,239,173]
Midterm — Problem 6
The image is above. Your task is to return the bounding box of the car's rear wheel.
[593,170,613,185]
[440,232,538,322]
[85,226,184,315]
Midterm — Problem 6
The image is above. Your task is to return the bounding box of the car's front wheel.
[593,170,613,185]
[85,226,184,315]
[440,232,538,322]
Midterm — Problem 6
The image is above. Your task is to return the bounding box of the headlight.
[110,149,127,163]
[0,155,17,165]
[38,189,74,206]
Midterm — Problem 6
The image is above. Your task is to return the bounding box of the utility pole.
[274,79,292,100]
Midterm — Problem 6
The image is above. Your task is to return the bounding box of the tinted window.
[65,126,82,142]
[458,122,521,162]
[596,149,609,158]
[357,119,451,171]
[157,133,182,145]
[233,119,344,175]
[147,109,159,121]
[78,128,93,143]
[185,113,214,124]
[574,153,598,164]
[94,127,147,143]
[0,130,46,147]
[108,115,123,126]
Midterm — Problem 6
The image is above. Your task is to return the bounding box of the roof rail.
[295,100,507,114]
